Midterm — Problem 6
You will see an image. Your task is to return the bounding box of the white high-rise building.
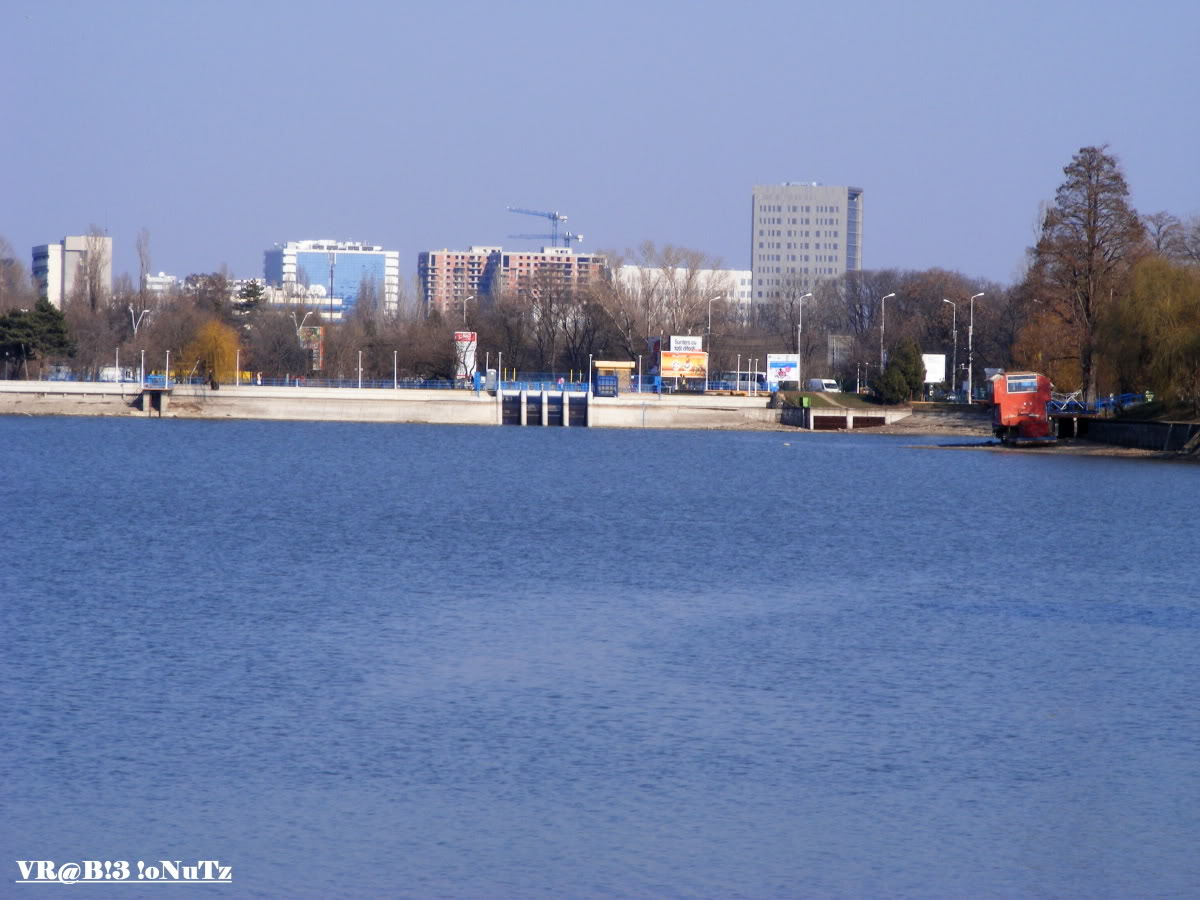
[751,183,863,307]
[32,234,113,308]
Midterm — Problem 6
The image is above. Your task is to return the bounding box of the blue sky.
[4,0,1197,288]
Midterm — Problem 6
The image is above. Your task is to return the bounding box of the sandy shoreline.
[704,413,1198,462]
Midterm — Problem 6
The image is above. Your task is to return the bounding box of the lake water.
[2,417,1198,898]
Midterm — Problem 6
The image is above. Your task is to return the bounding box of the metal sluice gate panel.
[500,392,577,426]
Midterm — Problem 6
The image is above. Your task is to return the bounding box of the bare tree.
[526,268,568,372]
[244,309,313,377]
[0,236,34,313]
[476,288,533,375]
[357,275,380,316]
[1026,145,1146,401]
[1142,211,1182,258]
[184,271,234,321]
[75,225,111,312]
[1178,216,1200,266]
[62,300,120,377]
[631,242,727,337]
[135,227,152,294]
[588,250,646,361]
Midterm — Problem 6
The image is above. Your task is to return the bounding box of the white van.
[806,378,840,392]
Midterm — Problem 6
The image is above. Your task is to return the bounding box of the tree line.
[3,145,1197,410]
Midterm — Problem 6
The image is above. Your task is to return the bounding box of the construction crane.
[508,232,584,246]
[506,207,570,246]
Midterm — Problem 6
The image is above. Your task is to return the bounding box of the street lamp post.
[942,299,957,398]
[358,350,363,389]
[291,311,314,381]
[706,295,725,345]
[327,252,336,323]
[461,294,474,326]
[967,292,984,402]
[880,292,896,372]
[797,291,813,389]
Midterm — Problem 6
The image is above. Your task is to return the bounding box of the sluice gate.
[497,390,589,427]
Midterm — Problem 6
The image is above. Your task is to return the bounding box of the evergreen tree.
[0,298,75,374]
[30,298,75,357]
[871,338,924,403]
[894,338,926,399]
[870,363,909,405]
[236,279,266,315]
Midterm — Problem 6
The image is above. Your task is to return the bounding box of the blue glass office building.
[264,240,400,317]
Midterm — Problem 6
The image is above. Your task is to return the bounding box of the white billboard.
[454,331,477,381]
[670,335,703,352]
[922,353,946,384]
[766,354,800,389]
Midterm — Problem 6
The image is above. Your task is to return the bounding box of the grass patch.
[779,391,895,409]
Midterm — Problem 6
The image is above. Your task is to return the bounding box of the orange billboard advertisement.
[660,351,708,380]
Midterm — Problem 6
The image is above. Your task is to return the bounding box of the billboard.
[766,354,800,389]
[454,331,477,380]
[659,351,708,381]
[922,353,946,384]
[670,335,703,352]
[298,325,325,371]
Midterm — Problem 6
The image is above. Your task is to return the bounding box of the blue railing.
[703,380,768,393]
[498,381,588,392]
[36,371,795,397]
[1048,393,1147,415]
[244,376,472,389]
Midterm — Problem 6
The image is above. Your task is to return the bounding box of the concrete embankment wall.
[0,382,142,417]
[589,393,780,429]
[0,381,786,429]
[0,381,916,431]
[1080,418,1200,452]
[0,382,498,425]
[174,386,498,425]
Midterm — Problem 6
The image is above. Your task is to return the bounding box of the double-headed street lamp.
[291,310,313,334]
[942,299,957,398]
[880,292,896,372]
[967,292,984,402]
[128,304,149,336]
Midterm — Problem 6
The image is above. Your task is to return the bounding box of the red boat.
[991,371,1056,445]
